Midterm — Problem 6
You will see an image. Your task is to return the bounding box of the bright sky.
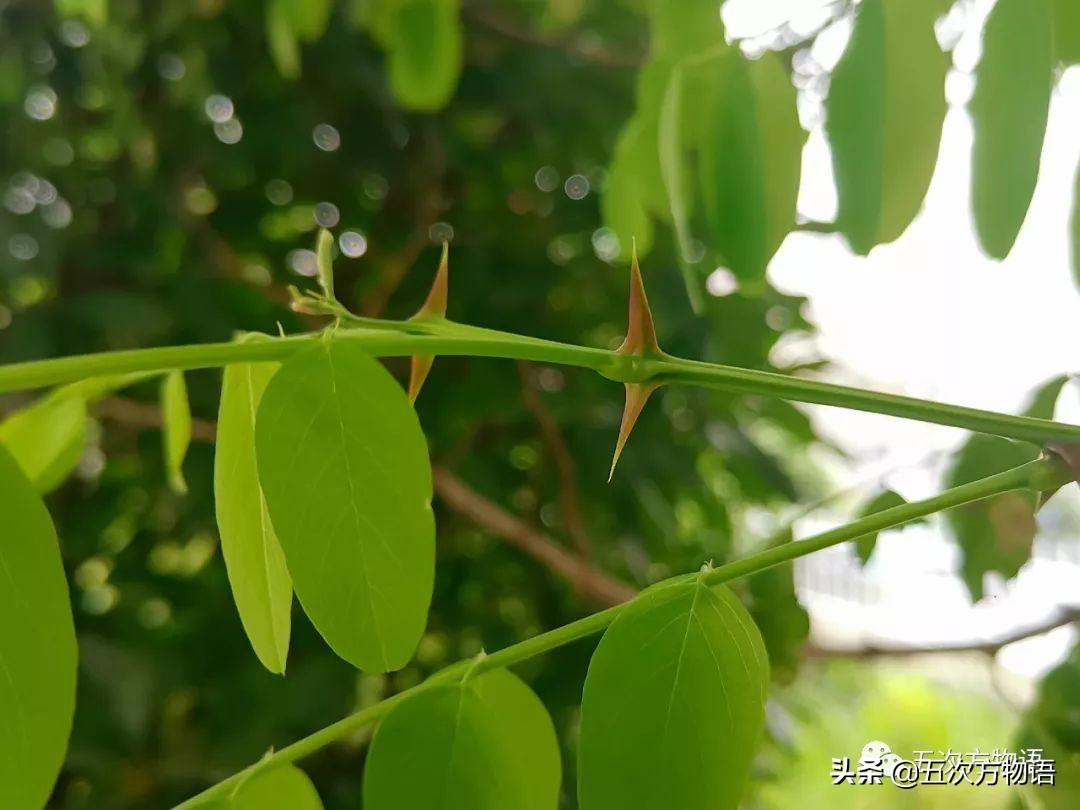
[725,0,1080,684]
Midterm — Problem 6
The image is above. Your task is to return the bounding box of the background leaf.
[601,118,655,262]
[746,530,810,684]
[945,375,1069,600]
[370,0,464,112]
[854,489,927,564]
[699,50,803,279]
[255,340,435,672]
[0,392,87,493]
[215,358,292,675]
[826,0,949,254]
[161,370,192,494]
[0,445,78,809]
[578,576,768,810]
[364,668,561,810]
[970,0,1053,259]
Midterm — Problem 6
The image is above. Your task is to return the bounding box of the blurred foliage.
[0,0,1077,807]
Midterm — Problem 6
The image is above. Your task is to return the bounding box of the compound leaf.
[215,358,292,674]
[364,668,561,810]
[970,0,1053,259]
[0,445,78,809]
[255,340,435,672]
[578,576,768,810]
[826,0,949,254]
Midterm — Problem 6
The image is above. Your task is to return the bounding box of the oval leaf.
[215,359,292,674]
[0,445,78,808]
[0,392,86,494]
[578,576,768,810]
[698,50,804,280]
[161,370,192,494]
[826,0,949,254]
[364,668,561,810]
[380,0,463,112]
[255,340,435,672]
[228,764,323,809]
[970,0,1053,259]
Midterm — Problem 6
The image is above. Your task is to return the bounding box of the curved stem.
[1,321,1078,445]
[172,457,1064,808]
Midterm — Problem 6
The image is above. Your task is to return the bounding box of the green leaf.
[267,0,301,79]
[379,0,464,112]
[255,340,435,672]
[649,0,725,56]
[854,489,927,564]
[280,0,332,42]
[215,358,292,674]
[55,0,107,27]
[225,764,323,808]
[602,117,655,262]
[746,530,809,684]
[315,228,335,300]
[0,445,77,809]
[699,50,804,280]
[578,576,768,810]
[0,392,87,494]
[970,0,1053,260]
[825,0,949,254]
[364,668,561,809]
[161,370,192,494]
[1054,0,1080,65]
[946,375,1069,600]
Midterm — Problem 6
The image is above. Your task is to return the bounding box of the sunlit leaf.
[826,0,949,254]
[946,375,1068,600]
[364,668,561,809]
[0,392,86,494]
[215,357,292,674]
[280,0,332,42]
[55,0,107,27]
[1054,0,1080,65]
[698,50,804,280]
[161,370,191,494]
[0,445,77,809]
[970,0,1053,259]
[255,339,435,672]
[578,576,768,810]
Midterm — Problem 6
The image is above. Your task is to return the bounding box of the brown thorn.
[609,382,659,481]
[616,243,660,358]
[415,241,449,320]
[408,244,449,403]
[408,355,434,404]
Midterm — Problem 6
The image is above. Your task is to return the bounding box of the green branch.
[173,457,1065,808]
[1,319,1077,446]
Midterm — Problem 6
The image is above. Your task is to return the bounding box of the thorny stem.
[1,316,1078,445]
[173,457,1068,808]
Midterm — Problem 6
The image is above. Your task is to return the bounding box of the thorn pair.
[609,246,662,481]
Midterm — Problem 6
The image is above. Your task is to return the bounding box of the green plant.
[0,235,1077,807]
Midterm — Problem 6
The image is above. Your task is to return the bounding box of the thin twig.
[517,361,592,558]
[432,465,636,606]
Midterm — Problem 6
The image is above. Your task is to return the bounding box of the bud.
[316,228,335,300]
